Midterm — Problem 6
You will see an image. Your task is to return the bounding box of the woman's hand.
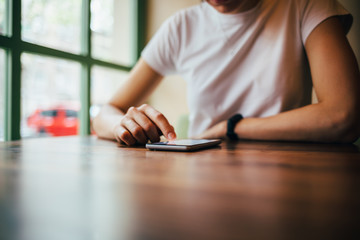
[92,58,176,145]
[113,104,176,145]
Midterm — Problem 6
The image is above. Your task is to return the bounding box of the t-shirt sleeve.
[300,0,353,44]
[141,14,181,76]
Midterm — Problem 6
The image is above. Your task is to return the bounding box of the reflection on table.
[0,136,359,240]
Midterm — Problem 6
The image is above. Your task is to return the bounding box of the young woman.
[93,0,360,146]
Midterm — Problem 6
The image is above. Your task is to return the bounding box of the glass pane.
[0,49,5,141]
[91,0,133,65]
[21,53,81,138]
[0,0,5,35]
[22,0,82,53]
[90,66,129,120]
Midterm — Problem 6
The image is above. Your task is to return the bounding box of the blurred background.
[0,0,359,141]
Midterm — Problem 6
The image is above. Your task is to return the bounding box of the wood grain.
[0,136,359,240]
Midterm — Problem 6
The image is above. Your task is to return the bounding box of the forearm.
[236,103,359,143]
[235,17,360,144]
[92,104,125,140]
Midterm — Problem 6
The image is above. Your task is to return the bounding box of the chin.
[207,0,233,5]
[206,0,241,13]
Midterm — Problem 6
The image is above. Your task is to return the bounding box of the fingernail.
[168,132,176,140]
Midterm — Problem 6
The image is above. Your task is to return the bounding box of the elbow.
[327,110,360,143]
[92,115,101,135]
[92,106,109,137]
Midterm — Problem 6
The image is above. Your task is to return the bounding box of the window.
[22,0,82,53]
[0,48,4,141]
[0,0,5,35]
[91,0,133,65]
[0,0,146,141]
[66,110,78,118]
[41,111,58,118]
[90,66,129,123]
[21,53,81,138]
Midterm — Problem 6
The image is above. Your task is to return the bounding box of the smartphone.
[146,139,222,152]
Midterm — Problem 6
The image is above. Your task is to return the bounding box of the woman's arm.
[92,58,176,145]
[198,17,360,143]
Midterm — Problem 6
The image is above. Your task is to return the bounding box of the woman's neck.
[206,0,261,14]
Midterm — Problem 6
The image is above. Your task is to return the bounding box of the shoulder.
[156,3,206,43]
[265,0,342,13]
[287,0,349,15]
[164,4,203,28]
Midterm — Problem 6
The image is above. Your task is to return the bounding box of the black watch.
[226,114,243,140]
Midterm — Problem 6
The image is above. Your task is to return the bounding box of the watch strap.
[226,114,243,140]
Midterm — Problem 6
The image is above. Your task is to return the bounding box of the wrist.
[226,114,243,140]
[112,115,125,141]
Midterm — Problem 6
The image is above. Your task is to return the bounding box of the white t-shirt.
[141,0,352,137]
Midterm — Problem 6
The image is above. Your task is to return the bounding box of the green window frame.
[0,0,146,141]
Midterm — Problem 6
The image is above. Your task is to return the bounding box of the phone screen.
[146,139,222,151]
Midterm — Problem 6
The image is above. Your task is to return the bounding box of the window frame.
[0,0,146,141]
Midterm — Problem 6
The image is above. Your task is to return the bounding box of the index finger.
[138,104,176,140]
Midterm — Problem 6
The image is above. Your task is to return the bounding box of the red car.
[27,106,79,136]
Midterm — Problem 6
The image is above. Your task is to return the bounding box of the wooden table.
[0,136,359,240]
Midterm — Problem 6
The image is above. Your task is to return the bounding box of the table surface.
[0,136,360,240]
